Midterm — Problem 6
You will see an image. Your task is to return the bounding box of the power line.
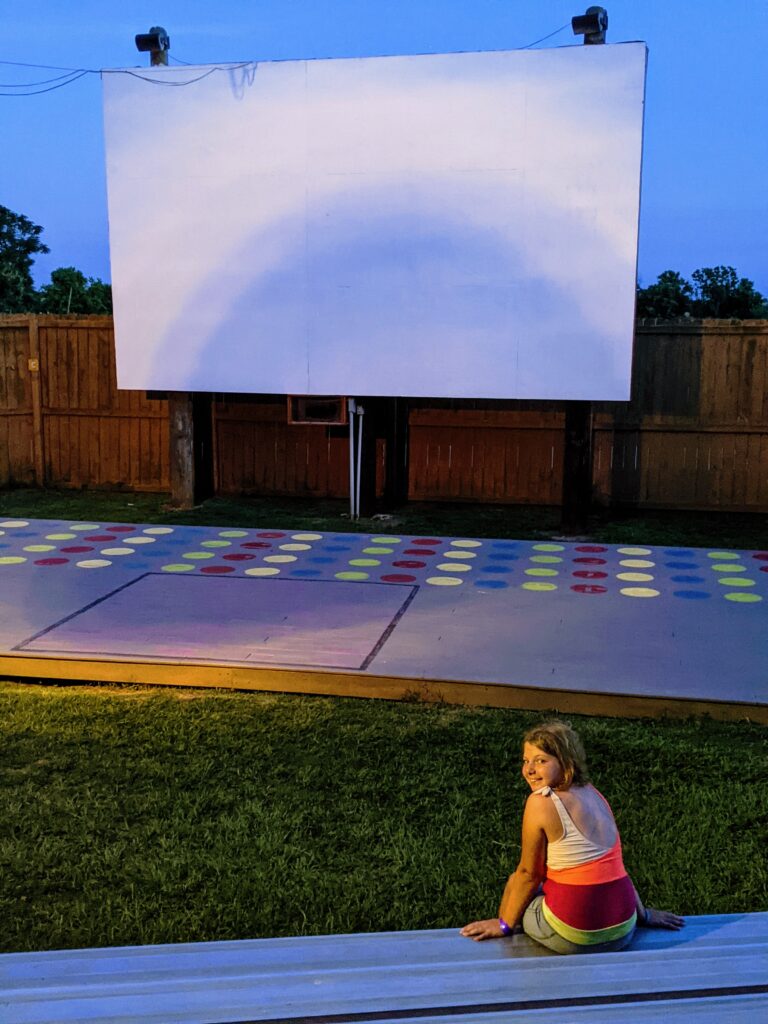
[522,22,571,49]
[0,70,90,96]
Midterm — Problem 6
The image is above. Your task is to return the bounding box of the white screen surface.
[103,44,646,399]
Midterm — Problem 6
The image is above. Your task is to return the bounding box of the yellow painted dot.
[100,547,134,556]
[707,551,740,560]
[443,551,476,560]
[349,558,381,567]
[620,587,660,598]
[375,537,401,544]
[201,540,231,548]
[126,536,155,545]
[532,543,565,552]
[617,547,652,555]
[616,572,654,582]
[450,539,482,548]
[292,533,323,541]
[437,562,472,572]
[182,551,215,560]
[279,543,311,551]
[717,577,755,587]
[0,556,27,565]
[0,520,29,528]
[426,576,463,586]
[264,554,297,563]
[76,559,112,569]
[521,582,558,591]
[219,530,248,538]
[69,524,100,531]
[725,592,762,603]
[45,533,76,540]
[619,559,655,568]
[143,527,173,535]
[525,568,559,577]
[23,544,56,552]
[710,563,746,573]
[245,567,281,577]
[335,571,369,580]
[530,555,563,564]
[162,563,195,572]
[363,547,394,554]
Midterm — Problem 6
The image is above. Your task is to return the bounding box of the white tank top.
[536,786,614,871]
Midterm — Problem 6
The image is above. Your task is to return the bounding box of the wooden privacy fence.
[2,314,768,510]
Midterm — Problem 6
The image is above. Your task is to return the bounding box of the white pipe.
[347,399,357,519]
[356,404,364,520]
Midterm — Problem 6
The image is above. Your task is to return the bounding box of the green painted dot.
[69,524,100,531]
[201,540,231,548]
[100,547,134,556]
[0,556,27,565]
[219,530,248,538]
[525,568,559,577]
[183,551,215,560]
[529,555,562,564]
[45,533,76,540]
[717,577,755,587]
[24,544,56,552]
[707,551,740,560]
[363,547,394,554]
[710,563,746,573]
[437,562,471,572]
[349,558,381,567]
[443,551,476,560]
[335,571,369,580]
[426,576,463,586]
[619,559,655,568]
[450,540,482,548]
[532,543,565,552]
[264,554,297,563]
[620,587,660,598]
[724,592,762,603]
[144,527,174,535]
[521,582,557,591]
[280,543,311,551]
[162,563,195,573]
[617,547,652,556]
[292,533,323,541]
[245,567,280,577]
[375,537,401,544]
[617,572,654,582]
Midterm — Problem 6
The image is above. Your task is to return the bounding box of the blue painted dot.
[324,545,352,552]
[491,542,519,550]
[167,538,187,545]
[488,552,520,561]
[475,579,509,589]
[664,549,695,556]
[308,556,336,564]
[0,543,10,549]
[670,574,706,584]
[13,531,37,538]
[673,590,711,600]
[123,562,150,571]
[666,561,699,570]
[479,564,514,574]
[290,569,323,577]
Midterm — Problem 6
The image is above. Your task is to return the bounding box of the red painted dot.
[572,584,608,594]
[222,553,256,561]
[84,534,117,542]
[404,548,437,556]
[109,525,136,532]
[573,557,607,565]
[200,565,235,574]
[393,560,427,569]
[34,557,69,566]
[381,574,417,583]
[575,545,608,553]
[257,531,285,538]
[242,541,272,549]
[413,538,441,545]
[573,570,608,579]
[752,553,768,561]
[60,545,94,553]
[760,565,768,573]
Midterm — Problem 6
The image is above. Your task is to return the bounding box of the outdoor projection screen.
[103,43,647,400]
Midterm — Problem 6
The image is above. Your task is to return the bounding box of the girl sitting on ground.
[460,719,684,953]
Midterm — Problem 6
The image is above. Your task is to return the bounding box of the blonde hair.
[523,719,589,789]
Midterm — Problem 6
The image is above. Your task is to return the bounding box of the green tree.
[36,266,113,314]
[691,266,768,318]
[636,270,693,319]
[0,204,49,312]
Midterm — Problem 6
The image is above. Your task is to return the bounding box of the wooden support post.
[168,392,213,509]
[561,400,593,533]
[27,314,46,486]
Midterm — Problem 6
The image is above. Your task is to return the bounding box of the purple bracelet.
[498,918,512,936]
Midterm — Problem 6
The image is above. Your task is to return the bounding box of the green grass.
[1,682,766,953]
[1,487,766,548]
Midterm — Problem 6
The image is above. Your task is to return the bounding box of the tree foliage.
[36,267,112,314]
[637,266,768,320]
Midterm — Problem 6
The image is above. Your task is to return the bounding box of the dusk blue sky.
[2,1,766,293]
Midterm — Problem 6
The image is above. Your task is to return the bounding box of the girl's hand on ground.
[460,919,504,941]
[645,907,685,930]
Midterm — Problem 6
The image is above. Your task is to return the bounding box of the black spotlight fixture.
[135,26,171,66]
[572,6,608,45]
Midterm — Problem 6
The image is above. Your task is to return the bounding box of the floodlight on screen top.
[102,43,647,401]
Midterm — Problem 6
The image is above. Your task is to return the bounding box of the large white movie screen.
[103,44,647,399]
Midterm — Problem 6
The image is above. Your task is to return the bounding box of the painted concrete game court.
[1,518,766,721]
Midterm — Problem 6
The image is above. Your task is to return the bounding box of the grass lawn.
[1,682,766,954]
